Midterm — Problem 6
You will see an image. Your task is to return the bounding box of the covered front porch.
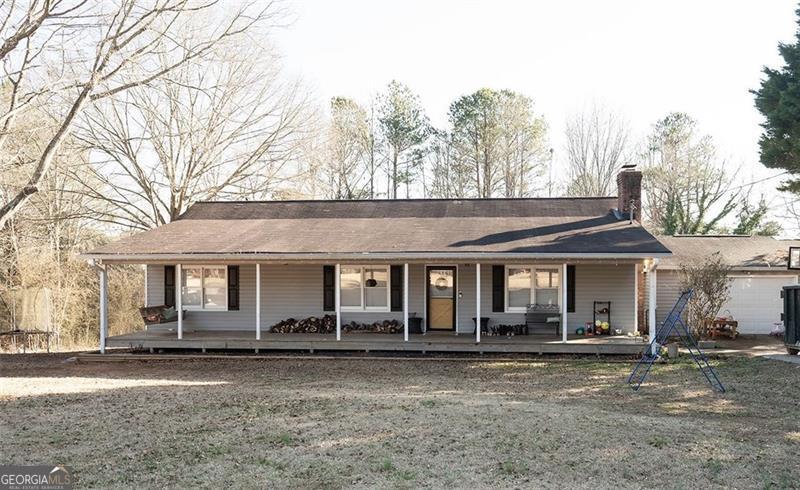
[94,258,661,355]
[105,330,649,355]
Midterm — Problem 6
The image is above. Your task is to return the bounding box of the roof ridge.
[195,196,618,204]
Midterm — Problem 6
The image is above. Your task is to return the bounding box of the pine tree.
[753,7,800,192]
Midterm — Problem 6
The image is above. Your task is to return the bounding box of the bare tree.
[449,88,547,198]
[497,90,548,197]
[565,104,631,197]
[642,113,739,235]
[0,0,281,229]
[73,40,309,229]
[427,128,470,198]
[314,97,370,200]
[449,88,502,198]
[365,98,383,198]
[680,252,732,337]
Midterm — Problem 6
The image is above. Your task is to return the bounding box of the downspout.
[646,258,660,354]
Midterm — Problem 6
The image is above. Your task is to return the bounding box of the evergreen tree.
[753,7,800,192]
[377,81,429,199]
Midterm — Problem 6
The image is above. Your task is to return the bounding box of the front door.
[427,267,456,331]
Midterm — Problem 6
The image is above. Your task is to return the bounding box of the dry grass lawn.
[1,354,799,489]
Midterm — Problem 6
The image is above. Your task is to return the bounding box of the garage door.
[721,276,797,334]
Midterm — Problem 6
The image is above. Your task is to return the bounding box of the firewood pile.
[268,316,404,334]
[489,324,528,336]
[342,319,403,334]
[270,315,336,334]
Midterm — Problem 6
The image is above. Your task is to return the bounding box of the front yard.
[1,354,798,488]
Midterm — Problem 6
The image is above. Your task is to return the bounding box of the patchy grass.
[1,354,799,488]
[646,435,671,449]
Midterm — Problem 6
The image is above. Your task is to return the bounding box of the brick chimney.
[617,166,642,222]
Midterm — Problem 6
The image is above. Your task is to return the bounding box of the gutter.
[658,265,789,272]
[80,251,673,263]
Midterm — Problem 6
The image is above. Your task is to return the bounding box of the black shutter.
[228,265,239,311]
[492,265,504,312]
[164,265,175,307]
[390,265,403,311]
[567,265,576,313]
[323,265,335,311]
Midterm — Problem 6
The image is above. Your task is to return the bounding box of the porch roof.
[83,197,671,261]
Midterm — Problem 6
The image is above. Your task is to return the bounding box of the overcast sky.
[274,0,798,232]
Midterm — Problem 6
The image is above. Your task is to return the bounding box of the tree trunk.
[0,83,93,229]
[392,150,398,199]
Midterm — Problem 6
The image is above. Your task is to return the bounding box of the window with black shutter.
[228,265,240,310]
[164,265,175,307]
[323,265,335,311]
[492,265,504,312]
[390,265,403,311]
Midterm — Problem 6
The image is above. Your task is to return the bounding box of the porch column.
[562,263,568,343]
[256,263,261,340]
[176,263,183,340]
[476,263,481,343]
[633,264,639,334]
[143,265,148,307]
[648,260,658,348]
[98,263,108,354]
[335,263,341,341]
[403,263,409,342]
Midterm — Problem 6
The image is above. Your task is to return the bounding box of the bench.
[139,305,187,326]
[526,304,561,335]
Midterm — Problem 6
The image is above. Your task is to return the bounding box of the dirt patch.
[1,354,798,488]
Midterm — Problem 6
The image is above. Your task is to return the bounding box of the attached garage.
[720,275,797,334]
[647,236,800,335]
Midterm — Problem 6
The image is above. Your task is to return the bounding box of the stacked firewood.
[342,319,403,334]
[489,324,528,336]
[268,316,404,334]
[270,315,336,334]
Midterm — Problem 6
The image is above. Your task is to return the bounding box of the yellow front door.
[428,268,455,330]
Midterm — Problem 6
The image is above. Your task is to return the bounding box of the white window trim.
[340,265,391,313]
[504,265,562,314]
[181,265,228,311]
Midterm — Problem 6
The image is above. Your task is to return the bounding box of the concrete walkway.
[765,354,800,365]
[705,335,787,357]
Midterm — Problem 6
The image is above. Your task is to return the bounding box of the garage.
[652,236,800,336]
[720,275,797,334]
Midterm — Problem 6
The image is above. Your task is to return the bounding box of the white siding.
[651,269,798,334]
[723,275,795,334]
[146,263,426,332]
[144,262,638,334]
[458,263,637,334]
[571,264,637,334]
[146,264,164,307]
[653,269,683,328]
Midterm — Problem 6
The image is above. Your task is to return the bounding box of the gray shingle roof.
[87,198,671,258]
[656,235,800,269]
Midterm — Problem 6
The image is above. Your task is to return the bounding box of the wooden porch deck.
[106,330,648,355]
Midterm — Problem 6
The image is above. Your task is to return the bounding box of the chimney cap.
[621,163,637,170]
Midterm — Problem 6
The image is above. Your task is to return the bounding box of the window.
[339,265,390,311]
[505,265,561,312]
[535,268,559,306]
[507,267,531,309]
[181,265,227,310]
[363,267,388,308]
[340,267,362,308]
